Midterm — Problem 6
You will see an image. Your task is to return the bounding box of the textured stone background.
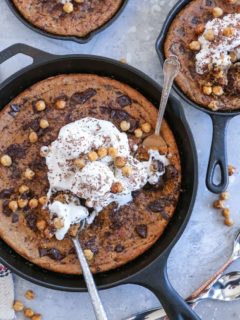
[1,0,240,319]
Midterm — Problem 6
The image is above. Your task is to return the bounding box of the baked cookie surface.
[0,74,181,274]
[12,0,123,37]
[164,0,240,111]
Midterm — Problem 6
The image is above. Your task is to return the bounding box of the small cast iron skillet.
[0,43,200,320]
[156,0,240,194]
[5,0,128,44]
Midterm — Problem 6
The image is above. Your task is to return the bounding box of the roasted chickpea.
[0,154,12,167]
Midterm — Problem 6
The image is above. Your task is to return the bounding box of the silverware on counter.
[125,230,240,320]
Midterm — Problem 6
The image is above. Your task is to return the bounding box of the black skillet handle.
[0,43,55,67]
[130,256,200,320]
[206,114,230,194]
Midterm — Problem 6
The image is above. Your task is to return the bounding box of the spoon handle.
[155,56,180,136]
[72,238,108,320]
[187,258,233,303]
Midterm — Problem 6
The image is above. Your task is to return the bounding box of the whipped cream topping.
[196,14,240,74]
[43,117,168,240]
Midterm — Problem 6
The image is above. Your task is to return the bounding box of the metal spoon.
[125,230,240,320]
[143,55,180,151]
[72,221,108,320]
[126,271,240,320]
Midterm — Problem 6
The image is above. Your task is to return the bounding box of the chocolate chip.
[191,16,201,25]
[205,0,213,6]
[152,160,164,172]
[12,213,19,223]
[135,224,148,238]
[10,165,21,179]
[2,200,12,217]
[8,104,21,117]
[116,95,132,107]
[132,190,141,198]
[0,188,14,199]
[147,200,170,220]
[39,248,48,257]
[47,248,64,261]
[84,236,99,254]
[6,143,26,159]
[22,118,40,132]
[110,109,138,132]
[38,247,64,261]
[69,247,76,255]
[115,244,124,252]
[25,213,37,231]
[29,157,46,171]
[70,89,97,106]
[164,165,178,181]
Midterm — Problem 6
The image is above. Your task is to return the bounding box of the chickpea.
[120,120,130,132]
[29,131,38,143]
[8,200,18,212]
[204,29,215,41]
[195,24,205,35]
[223,27,235,37]
[32,314,42,320]
[0,154,12,167]
[39,119,49,129]
[134,128,143,138]
[224,218,233,226]
[55,99,66,109]
[24,289,35,300]
[29,198,39,209]
[212,7,223,18]
[13,300,24,312]
[84,249,94,261]
[74,158,85,169]
[18,198,28,209]
[108,147,118,158]
[88,151,98,161]
[114,156,127,168]
[228,165,236,176]
[111,182,123,193]
[53,217,64,229]
[189,41,201,51]
[122,165,133,177]
[220,192,229,200]
[19,184,29,194]
[208,100,219,111]
[222,208,230,218]
[141,122,151,133]
[39,196,47,206]
[203,85,212,95]
[24,168,35,180]
[36,219,47,231]
[24,308,34,318]
[63,2,74,13]
[35,100,46,111]
[97,147,108,159]
[213,86,224,96]
[213,199,225,209]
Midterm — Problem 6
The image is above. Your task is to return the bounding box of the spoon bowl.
[143,55,180,151]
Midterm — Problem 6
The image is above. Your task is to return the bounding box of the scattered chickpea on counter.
[212,165,237,226]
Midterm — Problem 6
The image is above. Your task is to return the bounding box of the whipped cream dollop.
[196,14,240,74]
[43,117,168,240]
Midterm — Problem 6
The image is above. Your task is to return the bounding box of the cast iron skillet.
[0,43,200,320]
[156,0,240,194]
[5,0,128,43]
